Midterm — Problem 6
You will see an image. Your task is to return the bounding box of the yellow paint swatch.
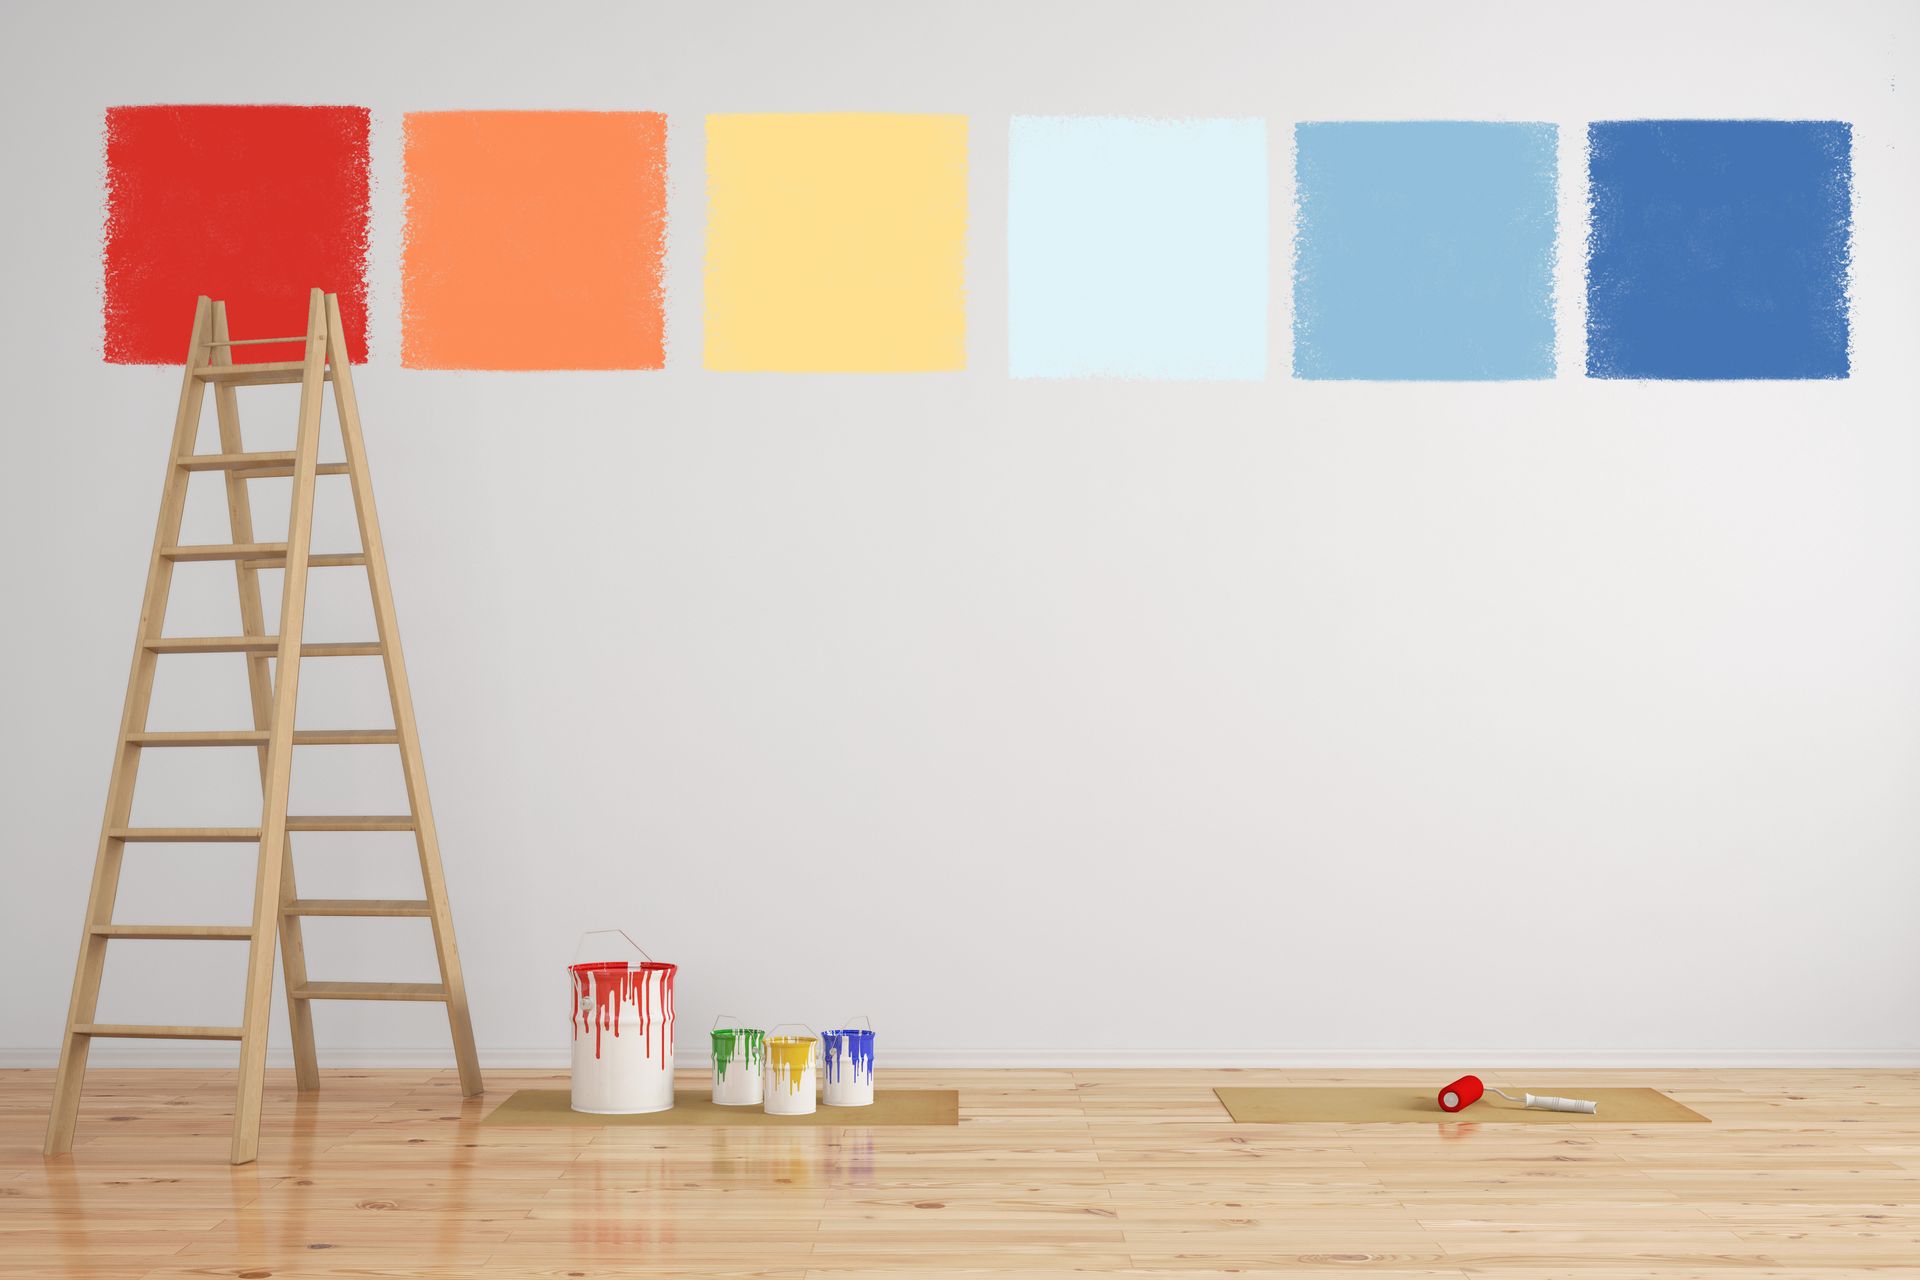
[705,114,967,371]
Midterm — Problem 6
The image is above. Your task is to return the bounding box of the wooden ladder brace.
[44,289,481,1165]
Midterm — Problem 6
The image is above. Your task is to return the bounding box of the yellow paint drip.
[766,1036,815,1095]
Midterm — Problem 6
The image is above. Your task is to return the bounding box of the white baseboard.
[3,1045,1917,1070]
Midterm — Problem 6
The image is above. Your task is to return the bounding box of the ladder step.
[287,815,415,832]
[143,637,380,656]
[238,462,351,480]
[293,730,401,746]
[73,1023,245,1041]
[192,361,332,386]
[127,730,267,747]
[291,981,447,1002]
[300,642,382,657]
[177,452,349,477]
[127,730,399,746]
[162,544,368,568]
[90,924,253,940]
[146,635,280,654]
[238,552,369,570]
[111,827,262,842]
[161,542,285,562]
[285,899,432,917]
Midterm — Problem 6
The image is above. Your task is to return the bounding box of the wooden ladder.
[44,289,482,1165]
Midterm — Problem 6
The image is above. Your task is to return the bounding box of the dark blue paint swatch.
[1587,120,1852,380]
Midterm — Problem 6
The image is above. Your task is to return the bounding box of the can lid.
[569,960,678,974]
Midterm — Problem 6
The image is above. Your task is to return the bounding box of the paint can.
[763,1024,817,1116]
[710,1016,765,1106]
[569,930,677,1115]
[820,1017,876,1107]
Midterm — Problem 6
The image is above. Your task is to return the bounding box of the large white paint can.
[820,1018,875,1107]
[763,1025,817,1116]
[710,1017,765,1106]
[569,931,677,1115]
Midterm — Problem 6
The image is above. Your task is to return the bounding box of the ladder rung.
[164,544,368,569]
[285,899,432,917]
[237,552,369,570]
[126,730,398,746]
[127,730,268,747]
[177,452,350,478]
[287,815,415,832]
[90,924,253,940]
[293,730,400,745]
[161,542,285,562]
[141,637,380,657]
[192,361,331,386]
[146,635,280,654]
[292,981,447,1002]
[179,451,292,471]
[111,827,262,842]
[73,1023,244,1041]
[206,336,308,347]
[239,462,351,479]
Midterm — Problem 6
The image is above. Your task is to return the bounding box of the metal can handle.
[830,1015,872,1034]
[712,1013,753,1033]
[573,929,653,964]
[768,1021,816,1041]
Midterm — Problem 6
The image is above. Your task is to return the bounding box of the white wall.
[3,0,1918,1069]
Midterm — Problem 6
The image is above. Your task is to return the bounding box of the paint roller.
[1437,1074,1597,1115]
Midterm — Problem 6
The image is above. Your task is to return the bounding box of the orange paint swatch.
[403,111,666,370]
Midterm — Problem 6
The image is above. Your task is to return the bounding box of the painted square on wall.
[1586,120,1852,380]
[402,111,667,370]
[1008,116,1267,380]
[1293,121,1558,381]
[704,113,968,372]
[103,104,371,363]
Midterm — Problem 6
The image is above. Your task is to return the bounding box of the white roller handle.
[1524,1093,1598,1115]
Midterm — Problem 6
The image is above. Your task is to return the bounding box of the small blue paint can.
[820,1018,875,1107]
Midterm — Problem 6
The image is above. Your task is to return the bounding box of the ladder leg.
[210,301,320,1092]
[46,298,214,1156]
[230,288,332,1165]
[326,294,483,1097]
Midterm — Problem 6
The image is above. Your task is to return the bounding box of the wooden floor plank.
[4,1067,1919,1276]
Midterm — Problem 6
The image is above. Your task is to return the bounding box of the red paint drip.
[569,960,676,1064]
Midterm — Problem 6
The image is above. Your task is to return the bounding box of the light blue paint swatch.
[1009,116,1267,380]
[1294,121,1558,381]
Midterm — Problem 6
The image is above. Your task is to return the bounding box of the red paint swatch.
[103,105,371,364]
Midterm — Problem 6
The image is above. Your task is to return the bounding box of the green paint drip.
[711,1027,765,1080]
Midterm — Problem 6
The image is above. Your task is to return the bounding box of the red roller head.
[1438,1074,1484,1113]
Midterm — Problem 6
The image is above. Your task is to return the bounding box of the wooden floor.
[4,1067,1918,1278]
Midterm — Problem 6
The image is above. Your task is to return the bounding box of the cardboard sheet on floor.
[1214,1086,1707,1124]
[482,1088,959,1127]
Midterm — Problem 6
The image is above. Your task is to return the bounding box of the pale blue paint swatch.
[1294,121,1558,380]
[1009,116,1267,380]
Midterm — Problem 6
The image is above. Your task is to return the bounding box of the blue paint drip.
[821,1029,875,1085]
[1586,120,1852,380]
